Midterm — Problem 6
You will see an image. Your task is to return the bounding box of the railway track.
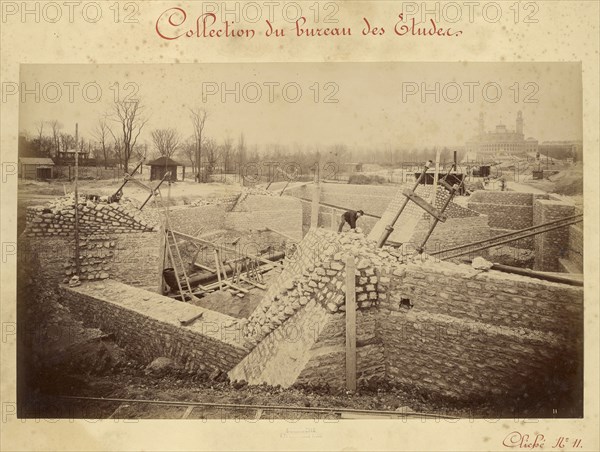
[47,395,458,420]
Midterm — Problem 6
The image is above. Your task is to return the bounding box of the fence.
[53,165,122,181]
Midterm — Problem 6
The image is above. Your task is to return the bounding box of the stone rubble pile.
[243,186,281,197]
[25,194,157,237]
[188,187,278,209]
[188,187,280,209]
[189,194,240,207]
[241,228,406,347]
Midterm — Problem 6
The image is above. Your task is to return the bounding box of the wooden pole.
[214,249,223,290]
[310,184,321,230]
[263,226,298,243]
[74,123,80,276]
[430,148,440,205]
[157,224,166,293]
[345,255,357,392]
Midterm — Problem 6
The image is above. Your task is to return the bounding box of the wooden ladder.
[377,160,465,251]
[145,172,201,302]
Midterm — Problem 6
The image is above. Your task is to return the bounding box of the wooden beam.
[182,406,194,419]
[222,280,249,293]
[402,189,447,222]
[127,177,153,192]
[214,250,223,290]
[345,255,357,392]
[263,227,298,242]
[157,224,167,294]
[192,262,216,273]
[279,180,291,196]
[170,230,283,269]
[294,197,381,219]
[239,275,266,290]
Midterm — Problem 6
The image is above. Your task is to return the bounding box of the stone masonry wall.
[20,231,160,286]
[568,224,583,271]
[467,191,550,230]
[378,259,583,400]
[112,232,161,287]
[466,203,533,230]
[295,309,384,389]
[60,280,248,373]
[21,194,160,284]
[409,215,491,256]
[468,191,540,206]
[533,199,577,272]
[54,225,584,401]
[489,228,535,250]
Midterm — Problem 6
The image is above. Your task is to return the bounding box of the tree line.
[19,98,464,181]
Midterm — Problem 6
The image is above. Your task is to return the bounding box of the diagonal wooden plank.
[181,406,195,419]
[345,255,357,392]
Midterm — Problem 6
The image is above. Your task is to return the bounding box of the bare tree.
[35,121,44,142]
[92,119,112,169]
[221,136,233,174]
[33,121,53,156]
[237,132,246,166]
[151,128,181,160]
[189,108,208,182]
[181,137,196,174]
[49,120,63,157]
[60,133,75,153]
[109,100,148,173]
[204,138,219,168]
[107,125,124,169]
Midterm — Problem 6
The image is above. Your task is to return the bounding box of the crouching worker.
[338,210,364,233]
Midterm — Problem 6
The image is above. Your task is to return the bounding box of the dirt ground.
[515,164,584,206]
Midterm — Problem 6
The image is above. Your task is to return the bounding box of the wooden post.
[345,255,357,392]
[214,249,223,290]
[73,123,80,276]
[157,224,166,293]
[310,184,321,229]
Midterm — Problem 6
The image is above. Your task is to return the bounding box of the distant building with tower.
[464,111,538,162]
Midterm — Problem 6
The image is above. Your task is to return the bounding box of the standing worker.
[338,210,364,233]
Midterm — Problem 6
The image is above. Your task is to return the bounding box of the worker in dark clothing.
[338,210,364,233]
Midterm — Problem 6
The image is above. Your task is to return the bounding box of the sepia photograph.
[14,62,585,423]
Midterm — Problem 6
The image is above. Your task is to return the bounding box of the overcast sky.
[19,62,582,151]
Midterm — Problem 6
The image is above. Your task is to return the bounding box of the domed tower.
[516,110,524,135]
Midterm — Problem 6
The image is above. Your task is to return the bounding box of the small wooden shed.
[19,157,55,180]
[148,157,184,182]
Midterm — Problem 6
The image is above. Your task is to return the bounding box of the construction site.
[17,155,584,420]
